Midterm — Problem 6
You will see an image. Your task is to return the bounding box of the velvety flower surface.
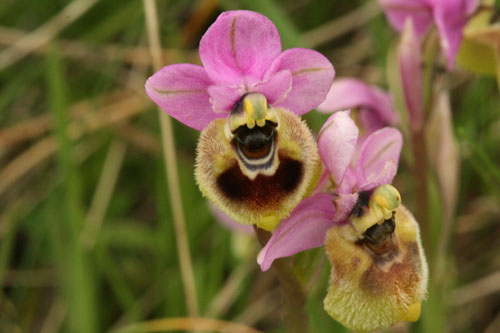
[317,78,398,134]
[145,10,335,130]
[378,0,478,68]
[257,111,403,270]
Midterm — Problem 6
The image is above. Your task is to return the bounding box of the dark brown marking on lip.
[216,154,303,209]
[359,241,420,296]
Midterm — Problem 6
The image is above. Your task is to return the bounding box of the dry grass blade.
[205,262,253,318]
[113,123,160,154]
[451,270,500,306]
[0,92,148,198]
[142,0,199,317]
[81,139,127,249]
[0,0,99,71]
[0,26,199,69]
[233,288,281,325]
[301,1,380,47]
[0,89,137,152]
[40,299,67,333]
[114,317,261,333]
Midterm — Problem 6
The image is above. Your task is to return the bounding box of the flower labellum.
[145,10,334,230]
[196,93,321,231]
[324,186,428,332]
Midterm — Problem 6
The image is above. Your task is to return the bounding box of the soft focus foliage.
[1,0,500,332]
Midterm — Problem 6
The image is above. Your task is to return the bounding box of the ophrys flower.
[145,11,334,230]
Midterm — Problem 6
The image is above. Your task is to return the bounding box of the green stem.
[411,129,430,250]
[254,227,309,333]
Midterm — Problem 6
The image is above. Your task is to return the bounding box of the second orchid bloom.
[259,111,428,331]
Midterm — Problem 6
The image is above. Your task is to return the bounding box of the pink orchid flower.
[145,10,335,131]
[317,78,398,134]
[378,0,478,69]
[257,111,403,270]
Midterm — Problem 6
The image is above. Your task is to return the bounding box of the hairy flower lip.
[324,204,428,332]
[145,10,335,131]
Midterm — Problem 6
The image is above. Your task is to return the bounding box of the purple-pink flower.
[257,111,403,270]
[378,0,478,68]
[145,10,335,130]
[317,78,398,134]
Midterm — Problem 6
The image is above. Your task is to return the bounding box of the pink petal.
[207,84,243,113]
[317,78,398,130]
[257,193,335,271]
[317,111,359,186]
[432,0,478,69]
[268,48,335,115]
[398,18,424,131]
[378,0,433,36]
[332,193,358,223]
[145,64,222,131]
[199,10,282,86]
[253,70,292,105]
[208,202,254,235]
[355,127,403,190]
[337,168,363,195]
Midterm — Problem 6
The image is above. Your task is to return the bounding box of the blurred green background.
[1,0,500,332]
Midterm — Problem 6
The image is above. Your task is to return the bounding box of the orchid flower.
[317,78,398,135]
[258,111,428,331]
[378,0,479,68]
[257,110,403,269]
[145,11,334,231]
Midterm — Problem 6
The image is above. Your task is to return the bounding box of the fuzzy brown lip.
[215,154,304,209]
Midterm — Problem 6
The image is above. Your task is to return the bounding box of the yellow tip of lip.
[257,214,280,231]
[400,302,421,322]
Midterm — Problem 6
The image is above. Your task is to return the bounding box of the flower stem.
[254,227,309,333]
[411,128,430,249]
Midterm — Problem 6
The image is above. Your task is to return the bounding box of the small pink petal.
[257,193,335,271]
[337,168,362,195]
[355,127,403,189]
[398,18,424,130]
[317,78,398,130]
[311,170,331,195]
[207,84,243,113]
[145,64,222,131]
[359,160,399,191]
[268,48,335,115]
[358,110,387,133]
[378,0,433,36]
[332,193,359,223]
[199,10,282,85]
[317,111,359,186]
[208,202,254,235]
[432,0,478,69]
[253,70,292,105]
